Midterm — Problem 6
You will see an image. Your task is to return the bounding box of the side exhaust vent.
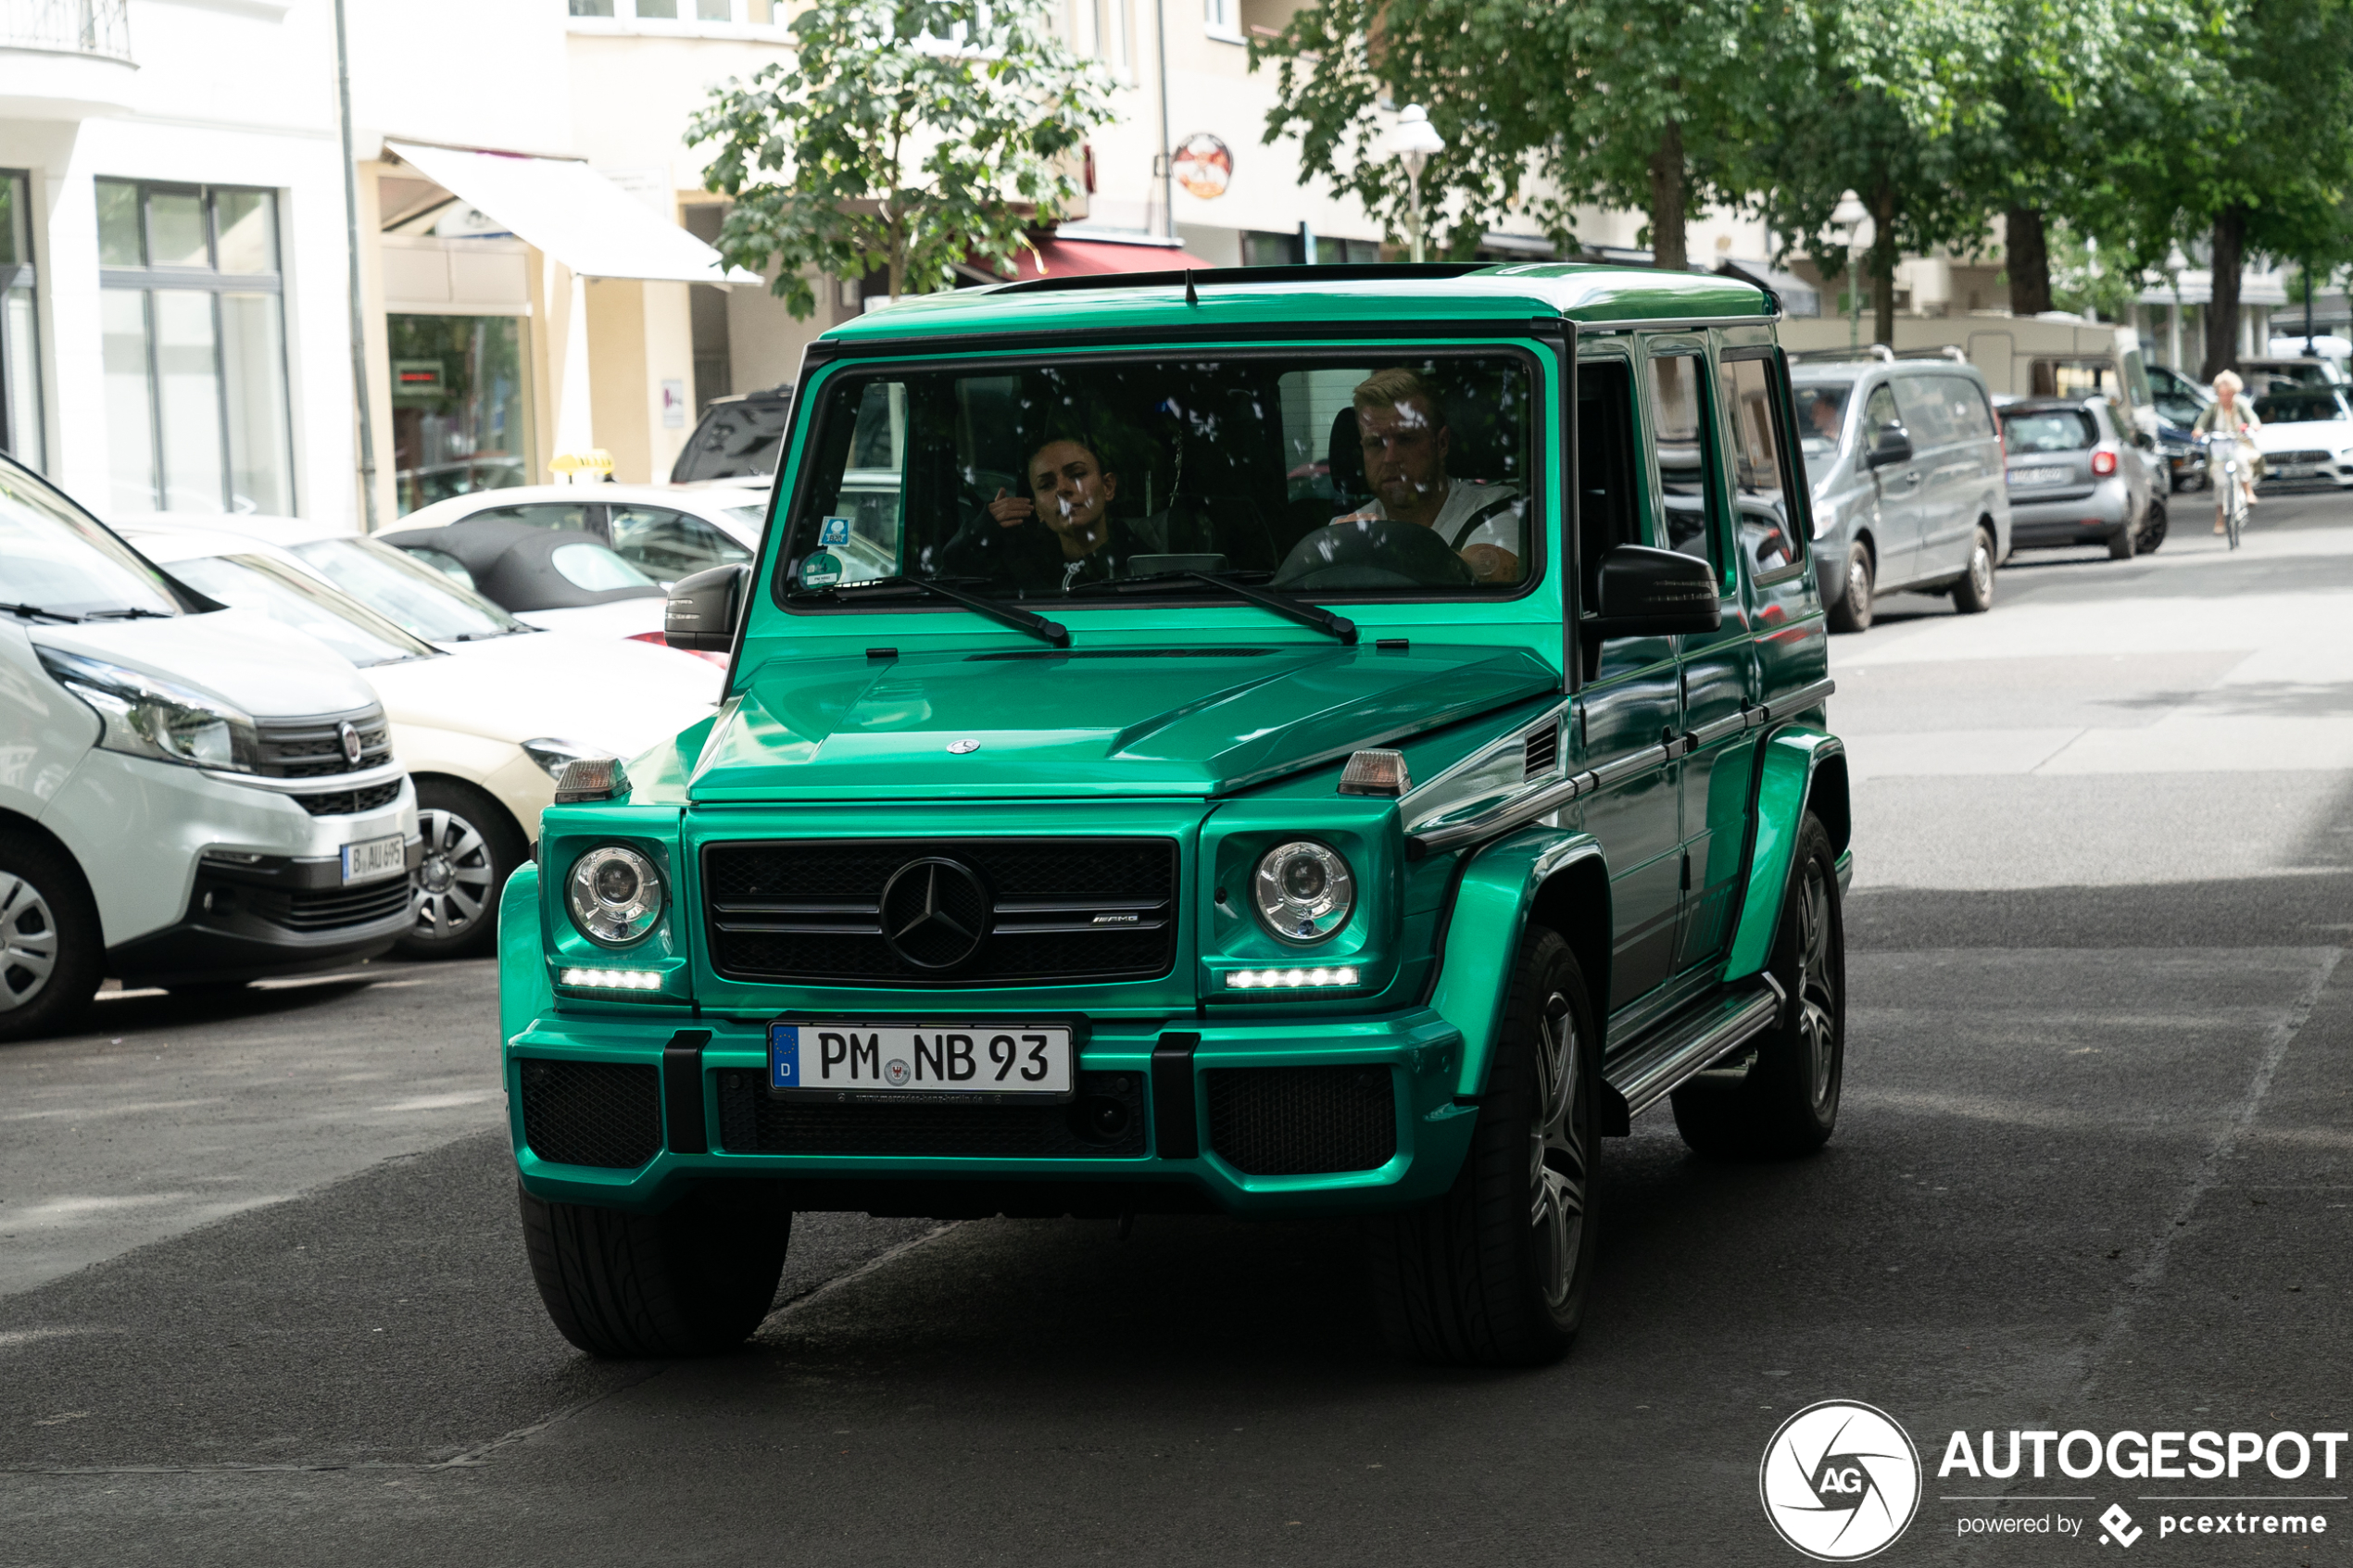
[1523,723,1559,780]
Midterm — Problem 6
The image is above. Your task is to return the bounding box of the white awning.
[384,140,759,286]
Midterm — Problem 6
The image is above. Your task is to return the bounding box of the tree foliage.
[688,0,1112,314]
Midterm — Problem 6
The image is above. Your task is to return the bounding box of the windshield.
[167,553,438,668]
[2254,392,2348,424]
[0,465,181,621]
[671,394,792,483]
[2001,410,2098,453]
[289,535,531,642]
[784,354,1537,604]
[1790,383,1851,466]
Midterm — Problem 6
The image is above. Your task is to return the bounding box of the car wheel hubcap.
[1848,559,1869,608]
[0,872,59,1013]
[1529,991,1588,1309]
[1971,544,1992,597]
[1794,861,1837,1111]
[412,809,493,941]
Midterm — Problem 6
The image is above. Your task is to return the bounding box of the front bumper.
[506,1005,1473,1217]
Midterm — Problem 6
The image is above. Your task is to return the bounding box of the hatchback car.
[2248,387,2353,488]
[1998,397,2163,558]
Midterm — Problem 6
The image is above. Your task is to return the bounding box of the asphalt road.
[4,493,2350,1566]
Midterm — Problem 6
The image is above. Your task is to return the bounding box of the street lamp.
[1384,104,1445,264]
[2165,243,2188,370]
[1828,189,1870,351]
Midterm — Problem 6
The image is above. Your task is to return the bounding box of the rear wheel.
[1950,525,1996,613]
[1369,926,1598,1366]
[398,778,525,960]
[2108,516,2137,560]
[0,833,102,1045]
[521,1185,791,1358]
[1826,543,1874,633]
[2139,500,2168,554]
[1670,814,1845,1160]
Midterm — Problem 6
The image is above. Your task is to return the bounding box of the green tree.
[688,0,1112,315]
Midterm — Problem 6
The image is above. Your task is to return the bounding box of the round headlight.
[1252,840,1354,944]
[567,846,663,946]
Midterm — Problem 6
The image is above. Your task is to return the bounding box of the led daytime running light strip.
[1226,966,1360,989]
[560,967,663,991]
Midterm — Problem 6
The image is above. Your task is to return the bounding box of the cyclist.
[2193,369,2261,536]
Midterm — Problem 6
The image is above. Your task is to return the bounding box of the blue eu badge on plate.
[819,516,851,546]
[771,1024,798,1088]
[800,551,843,589]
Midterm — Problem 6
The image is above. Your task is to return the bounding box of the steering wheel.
[1271,517,1478,590]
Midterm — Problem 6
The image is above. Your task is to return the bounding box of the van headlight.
[36,647,259,772]
[1252,840,1354,944]
[567,846,663,946]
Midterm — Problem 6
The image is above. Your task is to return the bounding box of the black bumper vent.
[246,876,414,933]
[714,1070,1146,1159]
[703,838,1178,986]
[520,1060,663,1169]
[1204,1066,1397,1175]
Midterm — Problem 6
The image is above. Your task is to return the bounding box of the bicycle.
[2220,448,2248,549]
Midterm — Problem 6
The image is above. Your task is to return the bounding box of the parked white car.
[2247,387,2353,488]
[1,460,419,1040]
[124,526,723,959]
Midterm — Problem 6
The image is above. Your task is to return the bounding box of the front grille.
[1204,1066,1397,1175]
[246,877,414,932]
[292,779,404,817]
[520,1060,662,1168]
[255,705,394,779]
[2273,448,2333,466]
[704,838,1178,986]
[715,1069,1147,1158]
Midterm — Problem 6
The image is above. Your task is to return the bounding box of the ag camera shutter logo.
[1760,1400,1923,1561]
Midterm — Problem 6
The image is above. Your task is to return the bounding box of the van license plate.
[769,1022,1074,1099]
[340,834,407,885]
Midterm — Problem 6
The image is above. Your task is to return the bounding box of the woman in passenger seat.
[1329,368,1523,583]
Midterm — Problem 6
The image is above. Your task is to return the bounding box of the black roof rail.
[992,261,1491,295]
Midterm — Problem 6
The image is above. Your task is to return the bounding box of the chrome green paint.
[536,804,695,1009]
[498,861,550,1052]
[1720,726,1846,981]
[1428,827,1608,1102]
[688,643,1560,804]
[1197,795,1403,1000]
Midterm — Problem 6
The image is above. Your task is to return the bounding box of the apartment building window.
[97,179,293,516]
[1092,0,1131,71]
[1204,0,1242,41]
[0,171,41,470]
[569,0,778,22]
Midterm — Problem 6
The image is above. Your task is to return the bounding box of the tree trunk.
[1647,120,1688,273]
[2006,207,2052,315]
[2203,205,2246,382]
[1870,180,1898,346]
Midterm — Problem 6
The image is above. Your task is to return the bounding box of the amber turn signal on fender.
[1338,748,1411,797]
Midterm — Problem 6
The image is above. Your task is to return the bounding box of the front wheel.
[0,832,103,1045]
[2139,500,2168,554]
[521,1185,791,1357]
[1826,543,1874,633]
[1369,926,1599,1366]
[1950,525,1996,613]
[398,778,526,960]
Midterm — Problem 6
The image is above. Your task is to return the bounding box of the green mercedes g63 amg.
[501,263,1850,1368]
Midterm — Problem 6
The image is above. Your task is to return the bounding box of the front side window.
[1720,356,1803,578]
[1646,353,1722,571]
[782,352,1538,608]
[1,170,42,470]
[608,503,752,583]
[97,179,293,518]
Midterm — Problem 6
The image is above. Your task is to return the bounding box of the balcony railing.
[1,0,131,61]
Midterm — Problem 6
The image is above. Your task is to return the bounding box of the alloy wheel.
[1846,558,1869,611]
[1529,991,1589,1309]
[1969,541,1993,601]
[1793,860,1838,1110]
[413,808,495,943]
[0,872,57,1013]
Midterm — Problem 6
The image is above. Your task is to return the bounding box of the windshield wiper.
[792,574,1070,648]
[0,602,82,623]
[82,607,170,621]
[1066,570,1357,645]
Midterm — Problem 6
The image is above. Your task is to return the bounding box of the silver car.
[1793,356,2013,632]
[1997,397,2164,560]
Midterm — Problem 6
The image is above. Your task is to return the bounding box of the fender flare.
[497,860,551,1052]
[1720,726,1848,983]
[1428,827,1609,1105]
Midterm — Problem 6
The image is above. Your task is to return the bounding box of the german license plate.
[769,1022,1074,1099]
[2275,463,2315,478]
[2011,466,2071,486]
[340,834,407,885]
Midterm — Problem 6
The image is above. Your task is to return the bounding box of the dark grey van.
[1792,354,2013,632]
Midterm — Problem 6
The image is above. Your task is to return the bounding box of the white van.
[0,458,420,1041]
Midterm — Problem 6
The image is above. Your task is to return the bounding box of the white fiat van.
[0,458,420,1041]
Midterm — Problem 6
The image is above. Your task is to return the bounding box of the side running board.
[1604,976,1784,1123]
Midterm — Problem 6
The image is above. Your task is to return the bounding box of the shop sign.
[1171,133,1233,200]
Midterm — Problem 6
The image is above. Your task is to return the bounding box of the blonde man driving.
[1333,368,1522,583]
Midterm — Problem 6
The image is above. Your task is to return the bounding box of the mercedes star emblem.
[878,858,990,969]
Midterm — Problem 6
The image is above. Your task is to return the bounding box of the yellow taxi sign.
[549,449,614,478]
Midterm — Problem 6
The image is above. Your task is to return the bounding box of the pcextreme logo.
[1760,1400,1925,1561]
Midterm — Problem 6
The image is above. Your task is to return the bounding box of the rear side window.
[1720,356,1803,578]
[1891,376,1962,445]
[1933,375,1995,439]
[2000,410,2097,452]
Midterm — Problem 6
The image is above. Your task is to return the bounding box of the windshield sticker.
[819,516,851,546]
[800,551,843,589]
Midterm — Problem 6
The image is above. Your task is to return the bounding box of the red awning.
[1000,235,1216,282]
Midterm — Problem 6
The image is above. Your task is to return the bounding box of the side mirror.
[1866,423,1913,469]
[1590,544,1721,638]
[664,562,749,653]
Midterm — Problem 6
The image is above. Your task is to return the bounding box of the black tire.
[1670,814,1845,1160]
[2108,517,2137,560]
[398,777,527,960]
[2139,500,2168,554]
[0,831,103,1045]
[1826,543,1874,633]
[521,1184,791,1358]
[1369,926,1599,1366]
[1950,524,1996,614]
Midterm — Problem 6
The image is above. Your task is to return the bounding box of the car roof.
[2001,398,2105,416]
[396,483,765,531]
[819,262,1774,348]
